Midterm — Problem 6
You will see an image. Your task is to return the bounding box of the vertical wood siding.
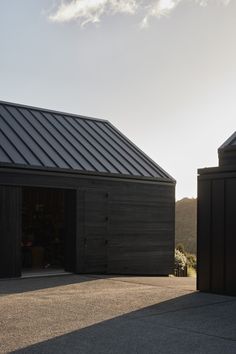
[225,179,236,295]
[211,180,225,293]
[198,176,236,296]
[197,180,211,292]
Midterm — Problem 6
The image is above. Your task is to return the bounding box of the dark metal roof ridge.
[0,100,109,123]
[218,131,236,151]
[0,162,176,184]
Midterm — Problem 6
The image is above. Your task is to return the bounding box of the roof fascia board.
[198,164,236,175]
[0,163,176,184]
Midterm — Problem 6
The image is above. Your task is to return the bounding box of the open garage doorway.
[21,187,76,277]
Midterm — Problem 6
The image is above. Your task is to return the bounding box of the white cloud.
[141,0,232,28]
[49,0,138,26]
[48,0,232,27]
[141,0,181,28]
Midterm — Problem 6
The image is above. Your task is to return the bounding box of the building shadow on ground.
[0,274,100,295]
[11,291,236,354]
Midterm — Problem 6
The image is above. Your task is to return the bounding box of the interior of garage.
[21,187,66,275]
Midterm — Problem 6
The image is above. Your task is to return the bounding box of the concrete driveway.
[0,275,235,354]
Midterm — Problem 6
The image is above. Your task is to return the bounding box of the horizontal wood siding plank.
[0,169,175,276]
[83,189,108,273]
[107,183,174,275]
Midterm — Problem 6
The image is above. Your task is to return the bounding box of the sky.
[0,0,235,200]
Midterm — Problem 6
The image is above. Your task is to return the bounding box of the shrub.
[176,243,185,254]
[175,249,187,270]
[186,252,197,270]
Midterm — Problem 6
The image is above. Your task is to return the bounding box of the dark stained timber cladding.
[197,180,211,292]
[225,178,236,296]
[76,190,86,273]
[211,180,225,294]
[83,189,108,273]
[0,168,175,277]
[64,190,77,273]
[0,185,21,278]
[107,183,175,275]
[218,132,236,166]
[198,132,236,296]
[219,150,236,167]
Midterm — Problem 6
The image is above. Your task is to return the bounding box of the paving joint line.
[155,322,236,343]
[129,298,236,320]
[84,275,196,292]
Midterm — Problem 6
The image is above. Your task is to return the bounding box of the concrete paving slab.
[13,316,236,354]
[0,275,235,354]
[139,296,236,340]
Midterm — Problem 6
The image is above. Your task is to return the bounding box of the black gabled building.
[198,131,236,296]
[0,100,175,278]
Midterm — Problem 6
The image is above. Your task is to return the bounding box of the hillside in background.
[175,198,197,254]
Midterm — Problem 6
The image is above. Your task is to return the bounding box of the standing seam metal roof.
[0,101,174,181]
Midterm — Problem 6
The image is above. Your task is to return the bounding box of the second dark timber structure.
[198,132,236,296]
[0,101,175,278]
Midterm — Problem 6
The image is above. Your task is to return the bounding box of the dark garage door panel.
[0,185,21,278]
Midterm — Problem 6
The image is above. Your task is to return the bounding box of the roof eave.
[0,163,176,184]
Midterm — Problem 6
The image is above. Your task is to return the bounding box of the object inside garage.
[21,187,67,274]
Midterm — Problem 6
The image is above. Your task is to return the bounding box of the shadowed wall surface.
[198,132,236,296]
